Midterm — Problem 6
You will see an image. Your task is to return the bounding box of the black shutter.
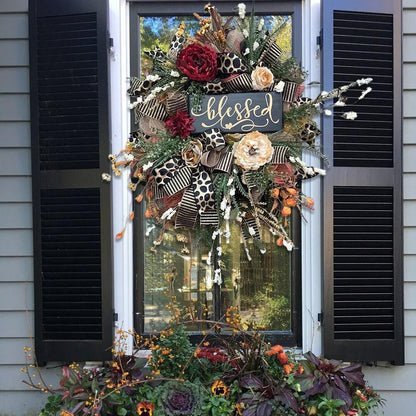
[30,0,113,363]
[322,0,403,364]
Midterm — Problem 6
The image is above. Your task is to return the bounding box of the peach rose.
[234,131,273,171]
[182,139,203,167]
[251,66,274,90]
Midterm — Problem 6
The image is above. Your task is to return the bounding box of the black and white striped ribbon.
[163,166,193,196]
[214,151,234,173]
[200,209,219,226]
[242,217,261,240]
[282,81,298,103]
[271,146,289,164]
[166,93,188,115]
[222,73,252,92]
[175,187,198,228]
[259,40,282,66]
[136,99,168,121]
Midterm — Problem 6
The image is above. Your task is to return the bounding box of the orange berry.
[281,206,291,216]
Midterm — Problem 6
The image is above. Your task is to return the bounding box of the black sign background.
[190,91,283,134]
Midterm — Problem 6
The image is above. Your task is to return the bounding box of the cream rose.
[234,131,273,171]
[251,66,274,90]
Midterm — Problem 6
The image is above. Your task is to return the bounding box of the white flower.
[315,168,326,176]
[258,18,264,31]
[253,41,260,51]
[146,74,161,82]
[342,111,358,120]
[358,87,372,100]
[230,187,236,196]
[213,268,222,285]
[356,77,373,86]
[250,60,255,66]
[242,29,249,38]
[320,91,328,98]
[248,227,256,236]
[142,161,153,171]
[224,206,231,220]
[124,153,134,162]
[334,100,346,107]
[260,248,266,254]
[220,198,228,211]
[144,93,155,103]
[243,47,250,56]
[339,85,349,92]
[238,3,246,19]
[212,229,220,240]
[324,109,332,116]
[170,70,180,77]
[129,96,143,109]
[289,156,296,163]
[153,87,162,93]
[223,230,231,240]
[216,246,222,256]
[161,208,176,220]
[101,173,111,182]
[145,225,155,236]
[283,239,293,251]
[227,177,234,186]
[273,80,285,93]
[206,251,212,265]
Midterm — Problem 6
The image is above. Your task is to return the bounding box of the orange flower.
[304,197,314,208]
[297,364,304,374]
[276,237,284,246]
[278,352,289,364]
[355,390,368,402]
[135,194,143,203]
[136,401,154,416]
[281,206,291,216]
[265,344,284,356]
[270,188,280,199]
[283,364,292,375]
[211,380,229,396]
[60,411,74,416]
[287,187,298,196]
[285,197,297,207]
[235,402,244,415]
[145,207,152,218]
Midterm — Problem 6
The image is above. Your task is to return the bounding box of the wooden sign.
[190,91,282,134]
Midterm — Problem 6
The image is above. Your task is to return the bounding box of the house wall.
[0,1,59,414]
[362,0,416,413]
[0,0,415,415]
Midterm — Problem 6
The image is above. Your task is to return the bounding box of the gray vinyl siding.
[362,0,416,414]
[0,1,59,414]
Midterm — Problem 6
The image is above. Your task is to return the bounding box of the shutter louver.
[322,0,403,364]
[333,11,393,168]
[30,0,112,363]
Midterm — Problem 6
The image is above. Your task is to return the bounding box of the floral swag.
[108,2,372,281]
[28,3,381,416]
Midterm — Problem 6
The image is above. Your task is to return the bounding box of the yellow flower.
[136,401,154,416]
[211,380,229,396]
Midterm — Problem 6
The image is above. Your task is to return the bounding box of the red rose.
[177,44,218,81]
[165,110,194,139]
